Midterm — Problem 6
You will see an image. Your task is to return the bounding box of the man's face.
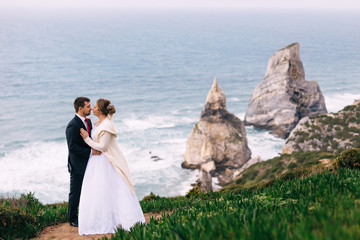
[80,101,91,116]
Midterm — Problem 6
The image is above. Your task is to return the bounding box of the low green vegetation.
[287,102,360,153]
[336,148,360,169]
[111,168,360,240]
[0,193,67,240]
[2,150,360,239]
[223,151,336,191]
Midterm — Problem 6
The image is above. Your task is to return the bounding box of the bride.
[78,98,146,235]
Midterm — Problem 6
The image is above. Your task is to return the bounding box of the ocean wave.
[0,141,69,204]
[324,93,360,113]
[246,126,285,161]
[235,113,245,121]
[0,137,194,203]
[228,97,241,102]
[120,114,196,132]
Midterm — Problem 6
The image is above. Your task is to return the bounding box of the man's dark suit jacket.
[65,115,93,174]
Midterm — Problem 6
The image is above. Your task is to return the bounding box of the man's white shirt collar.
[76,114,90,131]
[76,113,87,122]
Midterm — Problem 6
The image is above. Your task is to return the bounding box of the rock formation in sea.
[282,99,360,154]
[182,78,252,191]
[244,43,327,139]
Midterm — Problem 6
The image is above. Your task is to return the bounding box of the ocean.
[1,8,360,204]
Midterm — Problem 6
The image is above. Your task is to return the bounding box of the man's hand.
[92,149,102,155]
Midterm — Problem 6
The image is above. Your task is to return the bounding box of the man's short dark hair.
[74,97,90,112]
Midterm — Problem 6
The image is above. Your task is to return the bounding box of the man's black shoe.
[70,220,78,227]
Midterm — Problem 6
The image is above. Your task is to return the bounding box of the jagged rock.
[198,170,212,191]
[150,155,162,161]
[201,160,216,174]
[215,155,262,185]
[233,155,262,177]
[282,100,360,154]
[183,78,252,189]
[245,43,327,139]
[217,168,236,186]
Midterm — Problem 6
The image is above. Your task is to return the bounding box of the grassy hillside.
[2,151,360,239]
[111,168,360,239]
[223,151,336,191]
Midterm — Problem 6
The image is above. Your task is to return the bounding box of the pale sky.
[1,0,360,11]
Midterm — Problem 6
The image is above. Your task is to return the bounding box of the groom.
[65,96,100,227]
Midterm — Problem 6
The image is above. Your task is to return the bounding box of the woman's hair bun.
[106,103,116,115]
[97,98,116,116]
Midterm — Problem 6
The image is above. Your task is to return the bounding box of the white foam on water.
[212,176,222,191]
[120,134,202,199]
[179,169,199,196]
[325,93,360,113]
[124,139,186,178]
[0,135,197,202]
[120,114,195,132]
[228,97,241,102]
[121,118,157,131]
[236,113,245,121]
[161,138,188,144]
[246,126,285,161]
[0,141,69,204]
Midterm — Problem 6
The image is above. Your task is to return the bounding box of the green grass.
[108,168,360,239]
[2,150,360,240]
[0,193,68,240]
[3,169,360,240]
[224,151,336,190]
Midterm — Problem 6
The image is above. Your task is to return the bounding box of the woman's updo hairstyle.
[97,99,116,117]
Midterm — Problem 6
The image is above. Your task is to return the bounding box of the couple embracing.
[65,97,145,235]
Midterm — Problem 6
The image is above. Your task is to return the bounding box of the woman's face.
[93,103,101,117]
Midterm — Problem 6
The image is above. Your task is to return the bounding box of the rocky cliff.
[245,43,327,139]
[282,100,360,154]
[183,78,252,190]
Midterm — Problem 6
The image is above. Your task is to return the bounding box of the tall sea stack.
[244,43,327,139]
[183,78,252,190]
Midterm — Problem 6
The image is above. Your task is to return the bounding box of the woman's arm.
[81,129,112,152]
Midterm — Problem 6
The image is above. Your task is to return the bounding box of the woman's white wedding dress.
[78,125,146,235]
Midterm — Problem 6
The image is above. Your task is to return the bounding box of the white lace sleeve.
[84,131,112,152]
